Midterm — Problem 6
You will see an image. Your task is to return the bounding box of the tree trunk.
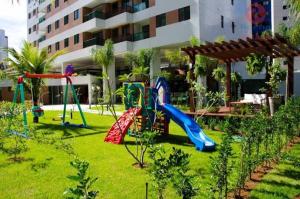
[33,100,39,123]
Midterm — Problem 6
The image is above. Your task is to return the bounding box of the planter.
[269,96,282,116]
[207,106,220,113]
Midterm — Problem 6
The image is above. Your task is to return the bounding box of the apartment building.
[0,29,8,69]
[26,0,252,105]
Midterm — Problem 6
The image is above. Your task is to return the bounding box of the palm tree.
[92,39,115,106]
[3,41,64,123]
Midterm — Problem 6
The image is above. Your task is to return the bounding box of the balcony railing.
[39,16,46,24]
[133,31,150,41]
[112,34,133,43]
[83,10,105,22]
[108,6,134,18]
[83,37,104,48]
[38,36,46,43]
[133,1,149,12]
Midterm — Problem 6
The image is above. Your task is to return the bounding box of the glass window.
[64,38,69,47]
[48,45,51,53]
[28,28,32,34]
[221,15,224,28]
[55,0,59,8]
[47,4,51,13]
[47,24,51,33]
[55,42,60,50]
[74,34,80,44]
[64,15,69,25]
[55,20,59,29]
[156,13,166,27]
[74,9,80,20]
[232,22,235,33]
[178,6,190,22]
[33,25,37,31]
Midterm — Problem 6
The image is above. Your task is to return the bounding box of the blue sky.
[0,0,27,50]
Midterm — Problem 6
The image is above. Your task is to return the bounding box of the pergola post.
[226,62,231,107]
[287,56,294,98]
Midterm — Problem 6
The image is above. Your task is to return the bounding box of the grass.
[0,111,299,198]
[250,143,300,199]
[0,111,228,199]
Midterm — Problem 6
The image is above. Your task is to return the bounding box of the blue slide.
[161,103,216,151]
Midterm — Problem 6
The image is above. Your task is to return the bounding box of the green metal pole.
[19,83,29,135]
[70,84,87,127]
[62,84,69,124]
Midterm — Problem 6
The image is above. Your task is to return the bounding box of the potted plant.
[266,61,286,116]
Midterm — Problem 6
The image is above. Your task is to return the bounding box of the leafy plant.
[209,132,234,199]
[246,53,267,76]
[64,158,99,199]
[3,41,65,123]
[266,60,286,97]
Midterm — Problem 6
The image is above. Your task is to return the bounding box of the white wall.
[0,30,8,63]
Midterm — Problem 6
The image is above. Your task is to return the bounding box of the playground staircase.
[104,107,142,144]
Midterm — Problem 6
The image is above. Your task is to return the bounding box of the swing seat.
[32,106,44,117]
[62,122,85,128]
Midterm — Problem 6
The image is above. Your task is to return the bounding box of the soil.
[228,136,300,199]
[132,162,148,169]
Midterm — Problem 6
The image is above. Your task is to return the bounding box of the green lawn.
[250,143,300,199]
[0,111,299,199]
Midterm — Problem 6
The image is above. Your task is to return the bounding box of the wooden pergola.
[182,33,300,110]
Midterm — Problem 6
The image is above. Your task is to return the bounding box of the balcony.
[133,31,149,41]
[83,37,104,48]
[109,6,134,18]
[39,16,46,24]
[133,1,149,12]
[38,35,46,43]
[83,10,105,22]
[112,34,133,43]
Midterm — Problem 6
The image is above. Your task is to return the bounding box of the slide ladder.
[105,108,142,144]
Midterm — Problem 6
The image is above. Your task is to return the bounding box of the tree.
[92,40,115,106]
[3,41,64,123]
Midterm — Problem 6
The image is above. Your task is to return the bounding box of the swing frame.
[10,72,88,137]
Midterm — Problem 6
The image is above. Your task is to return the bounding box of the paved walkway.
[41,104,123,116]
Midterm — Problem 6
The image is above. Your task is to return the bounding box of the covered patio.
[182,33,300,114]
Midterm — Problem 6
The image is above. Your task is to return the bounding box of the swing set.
[10,70,88,137]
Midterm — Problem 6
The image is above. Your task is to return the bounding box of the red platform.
[104,108,142,144]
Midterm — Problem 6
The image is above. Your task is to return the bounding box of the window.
[178,6,190,22]
[64,0,68,2]
[47,24,51,33]
[33,9,36,16]
[55,42,60,50]
[28,13,31,19]
[283,5,288,9]
[48,45,51,53]
[28,28,32,34]
[64,15,69,25]
[283,16,288,21]
[74,34,80,44]
[47,4,51,13]
[74,9,80,20]
[232,22,235,33]
[33,25,37,31]
[156,13,166,27]
[33,41,37,47]
[55,0,59,8]
[55,20,59,29]
[122,25,129,35]
[64,38,69,47]
[231,0,234,5]
[221,15,224,28]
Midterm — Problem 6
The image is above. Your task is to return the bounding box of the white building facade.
[27,0,253,105]
[0,29,8,68]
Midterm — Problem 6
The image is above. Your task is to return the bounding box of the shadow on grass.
[250,189,289,199]
[274,168,300,181]
[35,122,108,138]
[260,178,300,190]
